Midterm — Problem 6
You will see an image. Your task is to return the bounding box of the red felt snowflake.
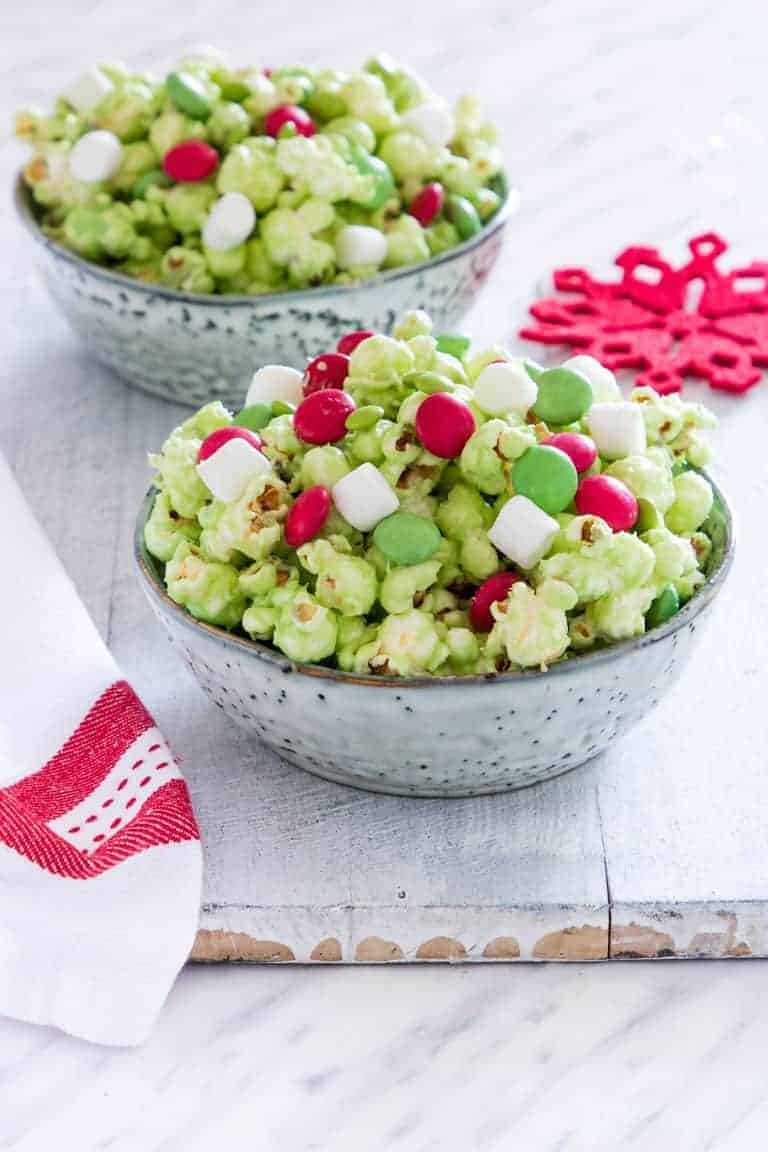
[520,232,768,395]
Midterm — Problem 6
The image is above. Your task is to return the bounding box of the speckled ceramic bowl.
[16,175,513,409]
[133,479,733,798]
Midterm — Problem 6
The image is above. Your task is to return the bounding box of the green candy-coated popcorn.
[199,475,288,563]
[300,445,350,490]
[435,483,493,539]
[164,183,217,233]
[459,529,499,582]
[392,309,432,341]
[165,541,245,628]
[215,137,284,211]
[345,418,392,464]
[144,489,200,562]
[260,413,304,476]
[487,582,570,669]
[379,131,444,182]
[205,243,247,279]
[260,199,335,285]
[426,219,460,256]
[91,81,158,142]
[379,560,441,614]
[149,110,207,155]
[273,589,338,663]
[161,246,214,293]
[340,73,398,134]
[355,610,448,676]
[241,559,301,640]
[605,454,676,514]
[149,406,229,520]
[536,532,655,604]
[335,616,379,671]
[345,335,416,413]
[365,55,429,112]
[298,539,378,616]
[276,134,371,203]
[641,528,698,586]
[587,587,655,642]
[459,420,515,495]
[113,141,158,192]
[569,612,598,650]
[323,116,376,152]
[207,101,251,149]
[665,472,713,533]
[63,202,138,259]
[383,215,430,268]
[444,627,480,671]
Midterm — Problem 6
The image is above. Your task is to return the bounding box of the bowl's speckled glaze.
[15,176,512,409]
[134,480,733,798]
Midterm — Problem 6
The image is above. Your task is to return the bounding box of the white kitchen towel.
[0,454,202,1046]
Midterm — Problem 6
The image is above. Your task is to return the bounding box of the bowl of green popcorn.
[15,50,513,408]
[134,309,733,797]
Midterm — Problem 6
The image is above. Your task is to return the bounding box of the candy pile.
[15,50,506,294]
[145,309,718,676]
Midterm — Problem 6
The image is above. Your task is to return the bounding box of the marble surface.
[3,0,768,1147]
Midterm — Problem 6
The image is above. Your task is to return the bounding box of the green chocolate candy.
[235,403,273,431]
[523,358,544,383]
[435,332,471,359]
[512,445,578,515]
[346,404,385,431]
[373,511,442,566]
[411,371,454,394]
[533,367,593,425]
[166,71,212,120]
[271,400,296,416]
[636,497,662,533]
[646,584,680,628]
[133,168,172,198]
[445,194,482,240]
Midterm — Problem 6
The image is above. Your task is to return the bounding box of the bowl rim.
[134,474,735,689]
[14,171,515,308]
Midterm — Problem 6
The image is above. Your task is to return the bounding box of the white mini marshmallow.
[586,402,646,459]
[202,192,256,252]
[332,463,399,532]
[562,355,621,403]
[62,67,114,114]
[473,359,538,416]
[196,438,272,503]
[245,364,304,408]
[488,495,559,570]
[335,225,388,271]
[69,129,123,183]
[400,101,455,148]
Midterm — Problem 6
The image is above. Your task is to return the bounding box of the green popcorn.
[665,472,713,533]
[688,530,712,570]
[426,219,460,256]
[242,73,280,119]
[91,81,158,142]
[244,237,285,289]
[392,309,433,341]
[355,610,448,676]
[436,483,493,539]
[63,202,137,259]
[538,578,578,612]
[340,73,398,133]
[298,539,378,616]
[486,582,570,669]
[260,200,336,286]
[346,334,415,409]
[465,345,513,382]
[149,404,230,520]
[23,145,91,209]
[587,587,655,642]
[241,559,301,640]
[453,94,498,150]
[306,72,348,122]
[207,101,251,149]
[459,529,499,583]
[669,427,713,469]
[459,420,514,495]
[381,422,422,471]
[364,55,429,112]
[144,489,200,562]
[276,135,371,203]
[149,110,207,155]
[205,243,247,279]
[165,541,246,628]
[336,616,378,671]
[160,246,214,293]
[536,532,655,604]
[300,445,350,490]
[444,626,480,671]
[15,105,83,143]
[569,612,598,650]
[383,215,430,268]
[555,514,612,552]
[272,69,314,108]
[641,528,698,586]
[273,589,338,663]
[605,454,676,514]
[323,116,376,152]
[379,130,445,182]
[112,141,158,192]
[260,413,304,475]
[631,387,684,444]
[217,137,284,211]
[345,418,393,464]
[164,183,217,233]
[199,474,289,563]
[380,560,441,613]
[674,568,706,603]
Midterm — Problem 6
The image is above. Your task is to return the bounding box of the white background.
[2,1,768,1148]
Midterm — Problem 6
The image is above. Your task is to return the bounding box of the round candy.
[294,389,356,445]
[335,225,387,270]
[533,367,593,425]
[543,432,597,474]
[337,330,375,355]
[166,71,212,120]
[409,182,444,227]
[412,371,454,394]
[234,403,273,432]
[202,191,255,250]
[302,352,350,396]
[285,486,331,547]
[646,584,680,629]
[469,572,521,632]
[373,512,442,566]
[265,104,316,138]
[415,392,476,459]
[575,474,638,532]
[69,130,122,183]
[198,426,263,462]
[346,404,384,431]
[445,194,482,240]
[512,445,578,515]
[163,139,219,183]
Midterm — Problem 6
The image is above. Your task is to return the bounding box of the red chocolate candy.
[198,426,263,462]
[409,182,444,227]
[575,474,638,531]
[337,329,375,355]
[469,572,522,632]
[302,352,350,396]
[294,388,356,444]
[415,392,476,459]
[285,486,331,547]
[163,139,219,182]
[543,432,598,473]
[264,104,316,138]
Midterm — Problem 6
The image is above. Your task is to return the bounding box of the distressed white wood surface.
[2,0,768,965]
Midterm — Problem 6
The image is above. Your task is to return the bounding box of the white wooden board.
[2,2,768,961]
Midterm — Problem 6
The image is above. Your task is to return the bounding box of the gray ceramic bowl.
[16,175,513,409]
[134,478,733,798]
